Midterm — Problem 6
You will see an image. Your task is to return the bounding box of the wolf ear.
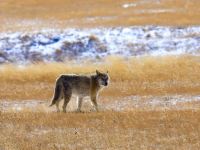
[96,70,100,75]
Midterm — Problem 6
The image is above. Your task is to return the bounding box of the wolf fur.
[49,70,109,112]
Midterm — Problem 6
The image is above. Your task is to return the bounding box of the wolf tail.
[49,77,63,107]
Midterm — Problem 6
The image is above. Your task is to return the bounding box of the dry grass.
[0,0,200,31]
[0,55,200,100]
[1,110,200,149]
[1,1,200,149]
[1,55,200,149]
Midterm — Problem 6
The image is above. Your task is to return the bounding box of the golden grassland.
[0,0,200,31]
[1,110,200,149]
[0,55,200,100]
[1,55,200,149]
[1,1,200,149]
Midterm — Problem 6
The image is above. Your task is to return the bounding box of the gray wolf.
[49,70,109,112]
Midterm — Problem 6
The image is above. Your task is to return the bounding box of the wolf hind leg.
[55,95,63,112]
[56,101,60,112]
[62,88,72,113]
[56,99,60,112]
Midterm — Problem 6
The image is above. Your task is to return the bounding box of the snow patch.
[122,3,137,8]
[122,0,161,8]
[0,26,200,63]
[1,95,200,113]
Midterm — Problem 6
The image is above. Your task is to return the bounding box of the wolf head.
[96,70,109,86]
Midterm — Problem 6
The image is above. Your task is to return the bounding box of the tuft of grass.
[0,55,200,100]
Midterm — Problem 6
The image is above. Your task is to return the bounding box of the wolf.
[49,70,109,112]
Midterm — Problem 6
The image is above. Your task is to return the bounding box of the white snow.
[105,95,200,111]
[122,3,137,8]
[133,8,184,14]
[1,95,200,112]
[122,0,161,9]
[0,26,200,63]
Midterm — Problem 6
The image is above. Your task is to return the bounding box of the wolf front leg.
[76,97,83,112]
[91,96,99,112]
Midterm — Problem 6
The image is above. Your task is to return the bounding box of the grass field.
[0,0,200,31]
[0,55,200,100]
[1,54,200,150]
[1,110,200,149]
[1,0,200,149]
[1,55,200,149]
[0,56,200,150]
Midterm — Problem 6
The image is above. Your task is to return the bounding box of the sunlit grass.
[0,55,200,100]
[1,55,200,83]
[1,0,200,149]
[1,110,200,149]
